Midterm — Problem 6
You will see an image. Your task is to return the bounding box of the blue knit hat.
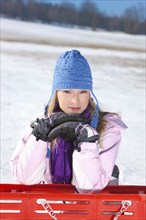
[49,49,99,129]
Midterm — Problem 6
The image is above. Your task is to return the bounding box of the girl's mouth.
[69,107,80,112]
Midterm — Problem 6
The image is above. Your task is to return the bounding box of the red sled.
[0,184,146,220]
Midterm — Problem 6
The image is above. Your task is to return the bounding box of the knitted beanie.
[49,49,99,129]
[52,50,93,93]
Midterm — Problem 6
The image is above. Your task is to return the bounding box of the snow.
[1,18,145,185]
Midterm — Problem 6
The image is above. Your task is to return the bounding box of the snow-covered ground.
[1,18,145,185]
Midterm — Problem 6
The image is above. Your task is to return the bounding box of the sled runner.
[0,184,145,220]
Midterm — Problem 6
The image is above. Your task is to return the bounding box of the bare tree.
[79,0,100,30]
[121,4,145,34]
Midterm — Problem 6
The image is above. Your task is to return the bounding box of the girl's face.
[57,90,90,114]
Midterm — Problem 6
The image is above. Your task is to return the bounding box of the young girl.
[10,49,127,193]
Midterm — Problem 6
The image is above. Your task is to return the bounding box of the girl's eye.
[81,90,88,94]
[63,90,71,94]
[61,90,88,94]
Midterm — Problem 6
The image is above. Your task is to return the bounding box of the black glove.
[47,121,99,151]
[30,112,89,142]
[30,118,50,141]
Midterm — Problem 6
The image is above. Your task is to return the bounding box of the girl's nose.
[71,94,80,104]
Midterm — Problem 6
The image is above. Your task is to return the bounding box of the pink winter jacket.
[10,113,127,193]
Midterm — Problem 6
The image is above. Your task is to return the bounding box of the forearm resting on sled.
[10,125,48,185]
[72,128,121,194]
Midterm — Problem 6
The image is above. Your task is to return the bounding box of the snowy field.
[1,18,145,185]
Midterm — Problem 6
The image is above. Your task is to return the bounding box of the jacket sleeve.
[72,114,127,193]
[10,125,48,185]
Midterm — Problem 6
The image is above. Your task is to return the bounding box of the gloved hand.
[30,118,50,141]
[47,121,99,151]
[30,112,89,142]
